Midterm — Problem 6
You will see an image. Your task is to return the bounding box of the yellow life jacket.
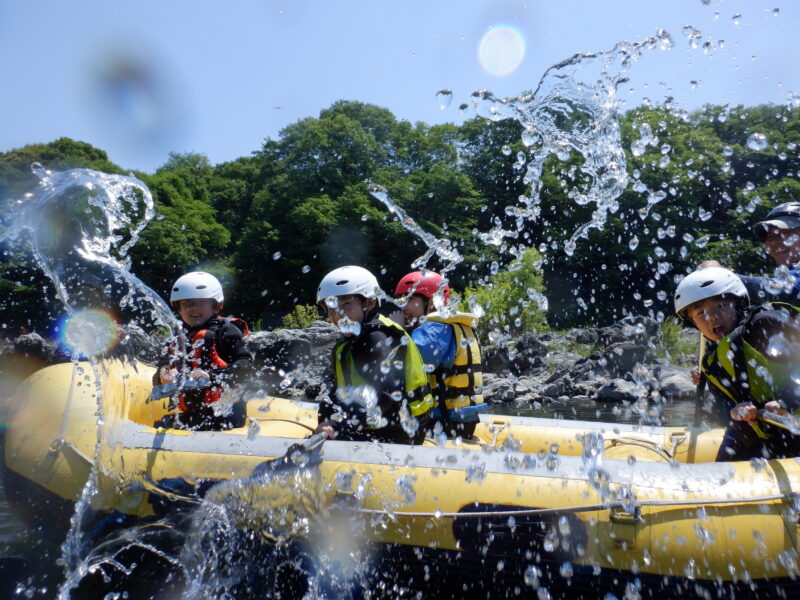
[423,312,484,415]
[333,314,435,428]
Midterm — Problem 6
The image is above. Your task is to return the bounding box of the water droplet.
[436,88,453,110]
[501,144,512,156]
[558,516,571,535]
[272,251,282,260]
[559,562,573,579]
[301,265,311,274]
[628,236,639,251]
[524,565,541,587]
[746,132,768,151]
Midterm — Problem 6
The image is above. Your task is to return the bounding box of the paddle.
[758,409,800,435]
[147,432,329,521]
[149,377,211,401]
[200,433,330,538]
[249,432,328,478]
[693,334,707,428]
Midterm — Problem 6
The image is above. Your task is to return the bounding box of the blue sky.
[1,0,798,173]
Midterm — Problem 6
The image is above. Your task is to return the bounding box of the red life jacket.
[177,317,249,412]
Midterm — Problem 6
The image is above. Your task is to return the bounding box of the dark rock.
[543,350,582,372]
[482,345,512,375]
[654,365,696,400]
[598,315,660,347]
[539,375,573,399]
[568,328,599,345]
[247,321,338,377]
[114,325,162,364]
[9,333,66,363]
[596,378,642,402]
[599,341,649,377]
[509,333,549,375]
[514,333,549,358]
[572,377,611,398]
[482,373,516,403]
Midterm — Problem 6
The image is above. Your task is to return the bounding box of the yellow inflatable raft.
[3,359,799,598]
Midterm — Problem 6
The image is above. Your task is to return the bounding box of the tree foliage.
[2,100,799,334]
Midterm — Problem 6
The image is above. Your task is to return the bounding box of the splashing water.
[10,166,176,333]
[467,31,679,258]
[4,167,188,598]
[368,183,463,274]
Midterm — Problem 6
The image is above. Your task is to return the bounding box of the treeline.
[1,100,798,335]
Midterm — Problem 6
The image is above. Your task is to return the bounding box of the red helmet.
[394,271,451,302]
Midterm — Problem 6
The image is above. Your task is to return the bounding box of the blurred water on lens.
[82,45,190,169]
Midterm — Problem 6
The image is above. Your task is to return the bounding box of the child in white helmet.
[675,267,800,460]
[314,265,434,444]
[154,271,252,430]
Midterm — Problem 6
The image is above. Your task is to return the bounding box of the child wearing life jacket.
[154,271,252,431]
[313,266,434,444]
[394,270,486,439]
[674,267,800,461]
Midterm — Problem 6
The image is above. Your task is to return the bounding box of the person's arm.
[208,324,253,386]
[411,322,456,370]
[152,340,180,385]
[315,344,345,438]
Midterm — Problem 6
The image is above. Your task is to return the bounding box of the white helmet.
[170,271,224,304]
[674,267,748,317]
[316,266,381,304]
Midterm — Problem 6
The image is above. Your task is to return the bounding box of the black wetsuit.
[318,308,430,445]
[702,304,800,461]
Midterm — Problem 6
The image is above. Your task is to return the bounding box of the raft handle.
[609,504,641,524]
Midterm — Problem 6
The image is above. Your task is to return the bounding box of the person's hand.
[387,310,406,328]
[698,260,723,270]
[763,400,788,416]
[189,368,210,381]
[731,402,758,424]
[313,422,338,440]
[159,367,178,384]
[690,366,701,386]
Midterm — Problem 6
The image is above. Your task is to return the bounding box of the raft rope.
[253,417,316,432]
[353,493,796,519]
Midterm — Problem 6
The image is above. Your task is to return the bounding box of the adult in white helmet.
[154,271,252,431]
[675,267,800,462]
[314,266,434,445]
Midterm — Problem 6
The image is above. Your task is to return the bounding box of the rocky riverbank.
[1,315,698,410]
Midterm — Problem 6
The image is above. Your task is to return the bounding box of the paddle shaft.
[758,409,800,433]
[693,334,707,428]
[149,378,212,401]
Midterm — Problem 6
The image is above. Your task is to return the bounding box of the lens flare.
[60,310,119,357]
[478,25,526,77]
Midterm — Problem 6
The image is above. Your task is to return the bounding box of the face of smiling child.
[399,294,428,327]
[686,296,738,342]
[178,298,218,328]
[324,294,376,335]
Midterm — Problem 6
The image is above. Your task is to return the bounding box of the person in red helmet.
[394,270,486,439]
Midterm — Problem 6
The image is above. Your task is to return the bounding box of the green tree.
[463,248,547,339]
